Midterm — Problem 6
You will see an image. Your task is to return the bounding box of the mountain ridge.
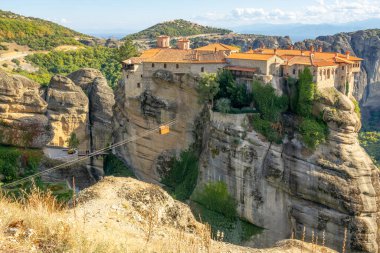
[124,19,232,40]
[0,9,92,50]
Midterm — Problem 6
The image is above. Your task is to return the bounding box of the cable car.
[159,125,170,135]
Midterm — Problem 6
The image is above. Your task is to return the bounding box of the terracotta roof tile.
[195,43,240,52]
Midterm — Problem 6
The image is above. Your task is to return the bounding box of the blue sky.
[1,0,380,35]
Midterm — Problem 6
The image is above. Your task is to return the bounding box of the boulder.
[0,70,52,148]
[46,75,89,148]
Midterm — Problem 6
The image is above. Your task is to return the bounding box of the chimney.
[310,45,315,52]
[301,50,304,56]
[318,46,323,52]
[346,51,350,59]
[157,35,170,48]
[215,47,217,53]
[177,38,190,50]
[248,46,252,51]
[274,48,277,55]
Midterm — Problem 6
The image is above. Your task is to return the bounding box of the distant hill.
[124,19,232,40]
[0,10,91,50]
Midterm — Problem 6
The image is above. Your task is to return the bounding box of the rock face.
[0,70,52,148]
[294,30,380,129]
[67,68,115,151]
[191,34,292,52]
[113,71,202,182]
[198,88,380,252]
[46,75,89,148]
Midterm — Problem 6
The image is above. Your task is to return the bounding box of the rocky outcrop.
[294,30,380,129]
[68,68,115,151]
[46,75,89,148]
[0,70,52,148]
[113,71,202,182]
[198,88,380,252]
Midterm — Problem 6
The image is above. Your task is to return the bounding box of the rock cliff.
[0,70,52,148]
[113,71,202,182]
[46,75,89,148]
[198,88,380,252]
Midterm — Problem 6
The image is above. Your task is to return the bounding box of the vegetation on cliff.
[103,154,135,178]
[124,19,231,40]
[161,150,199,201]
[0,10,86,50]
[24,40,138,87]
[0,145,42,184]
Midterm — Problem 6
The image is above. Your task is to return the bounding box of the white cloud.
[197,0,380,25]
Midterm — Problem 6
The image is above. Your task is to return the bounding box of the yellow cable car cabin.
[159,125,170,135]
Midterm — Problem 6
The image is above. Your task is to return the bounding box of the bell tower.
[157,35,170,48]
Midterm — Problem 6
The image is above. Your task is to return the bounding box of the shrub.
[11,58,20,66]
[299,118,328,149]
[215,70,252,109]
[103,154,135,178]
[252,81,288,121]
[252,115,283,144]
[352,99,361,118]
[161,150,199,201]
[215,98,231,113]
[0,44,9,50]
[192,181,237,219]
[2,63,8,68]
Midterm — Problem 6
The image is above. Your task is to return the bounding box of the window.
[201,67,205,72]
[164,63,167,69]
[141,74,143,78]
[176,64,179,69]
[293,69,296,75]
[342,66,344,70]
[152,63,155,68]
[137,83,141,88]
[327,69,331,79]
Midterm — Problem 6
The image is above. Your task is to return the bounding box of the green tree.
[117,39,138,62]
[67,132,80,149]
[197,73,219,105]
[297,68,315,117]
[215,70,251,109]
[252,81,288,121]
